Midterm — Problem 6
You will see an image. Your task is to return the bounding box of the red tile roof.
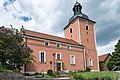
[99,53,111,62]
[24,29,82,46]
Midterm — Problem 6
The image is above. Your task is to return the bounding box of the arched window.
[85,21,89,31]
[70,24,72,33]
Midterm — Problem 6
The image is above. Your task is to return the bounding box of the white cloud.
[0,0,119,56]
[97,39,118,56]
[99,0,120,21]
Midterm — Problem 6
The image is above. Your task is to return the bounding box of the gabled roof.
[99,53,111,62]
[24,29,83,46]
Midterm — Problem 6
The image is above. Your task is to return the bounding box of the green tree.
[107,39,120,70]
[0,26,32,72]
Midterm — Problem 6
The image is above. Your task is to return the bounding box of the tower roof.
[69,1,89,22]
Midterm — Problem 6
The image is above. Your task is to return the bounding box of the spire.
[69,1,89,22]
[73,1,82,15]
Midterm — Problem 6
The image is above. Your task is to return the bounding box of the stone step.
[58,71,69,77]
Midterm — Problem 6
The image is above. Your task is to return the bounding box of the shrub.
[34,72,40,75]
[52,72,60,78]
[42,73,44,77]
[85,67,91,72]
[69,71,77,78]
[47,69,53,76]
[73,74,84,80]
[34,75,42,78]
[78,70,84,72]
[0,66,13,72]
[24,73,30,76]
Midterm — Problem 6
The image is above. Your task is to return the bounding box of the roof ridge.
[99,53,110,57]
[24,29,82,46]
[25,29,74,41]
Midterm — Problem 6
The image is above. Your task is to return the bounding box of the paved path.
[25,77,71,80]
[25,76,71,80]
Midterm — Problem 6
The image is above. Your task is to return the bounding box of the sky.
[0,0,120,55]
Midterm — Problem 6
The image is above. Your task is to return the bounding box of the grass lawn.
[0,66,13,72]
[69,71,119,80]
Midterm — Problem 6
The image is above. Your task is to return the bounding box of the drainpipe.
[83,47,86,71]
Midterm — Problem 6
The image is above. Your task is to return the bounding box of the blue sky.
[0,0,120,55]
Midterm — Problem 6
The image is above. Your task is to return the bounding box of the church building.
[23,1,99,73]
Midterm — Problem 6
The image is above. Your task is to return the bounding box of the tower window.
[70,28,72,33]
[85,21,89,31]
[86,25,88,30]
[70,24,72,33]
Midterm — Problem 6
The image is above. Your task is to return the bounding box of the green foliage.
[47,69,53,76]
[85,67,91,72]
[73,74,84,80]
[0,26,33,71]
[0,65,13,72]
[52,72,60,78]
[69,71,119,80]
[107,39,120,70]
[34,75,42,78]
[34,72,40,75]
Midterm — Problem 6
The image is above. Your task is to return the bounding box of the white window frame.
[44,41,49,46]
[39,51,46,63]
[56,53,62,60]
[89,58,93,67]
[70,55,75,64]
[56,43,61,48]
